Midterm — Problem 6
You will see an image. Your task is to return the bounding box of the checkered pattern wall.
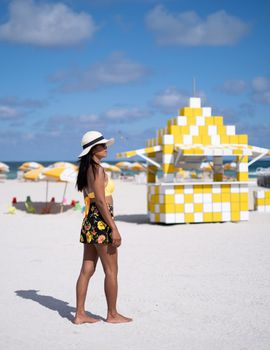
[254,190,270,212]
[146,97,249,182]
[148,183,249,224]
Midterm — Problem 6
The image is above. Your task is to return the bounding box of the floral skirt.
[80,202,114,244]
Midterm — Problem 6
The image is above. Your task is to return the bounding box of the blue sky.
[0,0,269,161]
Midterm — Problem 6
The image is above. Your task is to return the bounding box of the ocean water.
[2,159,270,180]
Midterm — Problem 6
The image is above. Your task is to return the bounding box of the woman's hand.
[111,228,122,247]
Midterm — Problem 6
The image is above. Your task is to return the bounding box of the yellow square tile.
[231,211,240,221]
[212,212,222,221]
[180,107,202,117]
[194,203,203,212]
[221,193,231,201]
[155,214,160,222]
[203,185,212,193]
[163,164,175,173]
[174,186,184,193]
[240,202,249,211]
[192,136,202,144]
[175,204,184,213]
[160,204,175,213]
[164,194,175,203]
[220,135,229,143]
[231,193,240,202]
[231,202,240,211]
[214,116,223,125]
[198,126,208,136]
[184,194,193,203]
[229,135,239,144]
[203,213,213,222]
[185,213,194,222]
[205,117,215,125]
[221,184,231,192]
[193,185,203,193]
[202,135,211,145]
[256,198,264,206]
[238,134,248,144]
[239,193,248,202]
[212,193,221,202]
[163,144,174,153]
[237,173,248,181]
[179,126,190,134]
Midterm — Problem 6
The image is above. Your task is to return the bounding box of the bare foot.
[106,312,133,324]
[73,313,101,325]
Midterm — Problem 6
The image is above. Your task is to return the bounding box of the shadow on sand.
[115,214,149,224]
[15,289,105,323]
[14,202,74,215]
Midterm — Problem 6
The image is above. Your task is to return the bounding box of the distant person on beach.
[74,131,132,324]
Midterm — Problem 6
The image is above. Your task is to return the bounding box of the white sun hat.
[78,131,115,158]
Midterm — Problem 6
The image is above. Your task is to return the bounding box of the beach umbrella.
[200,161,213,172]
[100,162,112,170]
[19,162,43,171]
[224,162,237,170]
[50,161,77,170]
[23,167,45,181]
[108,165,121,172]
[115,161,132,169]
[0,162,9,173]
[42,167,78,212]
[130,162,145,171]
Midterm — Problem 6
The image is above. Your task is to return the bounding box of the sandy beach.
[1,179,270,350]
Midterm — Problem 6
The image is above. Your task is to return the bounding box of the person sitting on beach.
[74,131,132,325]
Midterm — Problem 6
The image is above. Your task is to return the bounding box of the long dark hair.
[76,146,103,192]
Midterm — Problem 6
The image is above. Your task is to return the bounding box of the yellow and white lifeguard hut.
[117,97,270,224]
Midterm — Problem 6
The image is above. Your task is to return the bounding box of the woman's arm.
[88,166,121,246]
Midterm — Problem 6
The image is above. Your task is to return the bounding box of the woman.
[74,131,132,325]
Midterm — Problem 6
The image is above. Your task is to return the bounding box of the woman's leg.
[95,244,132,323]
[74,243,100,324]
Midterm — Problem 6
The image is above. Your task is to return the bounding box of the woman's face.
[92,143,108,159]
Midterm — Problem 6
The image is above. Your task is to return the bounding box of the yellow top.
[86,176,115,198]
[83,176,115,217]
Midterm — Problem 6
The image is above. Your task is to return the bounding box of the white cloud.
[104,107,151,122]
[251,76,270,104]
[0,105,20,118]
[145,5,250,46]
[51,52,150,92]
[152,88,205,114]
[0,0,97,47]
[219,79,247,95]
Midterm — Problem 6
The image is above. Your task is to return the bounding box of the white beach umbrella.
[19,161,43,171]
[0,162,9,173]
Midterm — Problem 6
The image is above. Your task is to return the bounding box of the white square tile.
[212,202,222,212]
[163,134,174,144]
[184,185,194,194]
[222,202,231,211]
[194,193,203,203]
[194,212,203,222]
[203,193,212,203]
[222,212,231,221]
[203,203,212,212]
[175,213,185,223]
[202,107,212,116]
[185,203,194,213]
[189,97,201,108]
[240,211,249,220]
[176,116,187,126]
[175,194,184,204]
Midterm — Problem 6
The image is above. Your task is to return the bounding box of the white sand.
[0,179,270,350]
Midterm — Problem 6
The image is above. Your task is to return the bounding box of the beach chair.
[25,196,36,214]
